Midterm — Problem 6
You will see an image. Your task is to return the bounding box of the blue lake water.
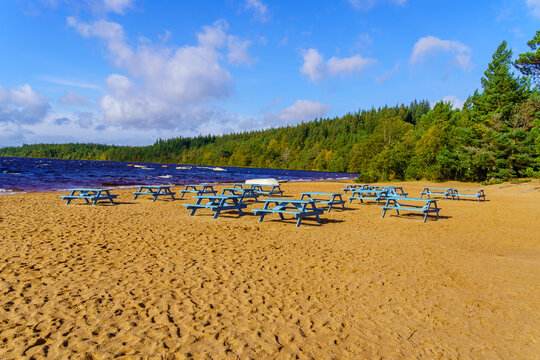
[0,156,357,193]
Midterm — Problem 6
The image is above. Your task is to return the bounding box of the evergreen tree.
[515,30,540,85]
[472,41,529,125]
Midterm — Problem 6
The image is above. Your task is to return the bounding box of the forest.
[2,34,539,183]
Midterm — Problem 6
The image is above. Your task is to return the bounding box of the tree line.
[1,33,539,183]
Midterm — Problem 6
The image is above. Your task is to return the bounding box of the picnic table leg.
[312,203,321,223]
[189,197,203,216]
[234,198,245,216]
[66,191,76,204]
[339,195,345,210]
[153,188,160,202]
[296,203,306,227]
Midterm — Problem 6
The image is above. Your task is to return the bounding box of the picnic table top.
[68,188,112,192]
[259,198,314,204]
[454,188,483,191]
[422,186,454,190]
[386,197,437,202]
[193,194,243,199]
[182,184,215,187]
[222,187,254,191]
[351,188,387,193]
[301,192,342,196]
[137,185,172,188]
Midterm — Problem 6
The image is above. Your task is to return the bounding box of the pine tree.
[472,41,529,125]
[515,30,540,85]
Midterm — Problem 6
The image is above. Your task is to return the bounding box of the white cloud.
[103,0,133,14]
[264,100,331,126]
[0,84,50,125]
[327,55,375,75]
[227,37,254,65]
[68,18,255,129]
[409,36,472,71]
[441,95,465,110]
[245,0,269,22]
[59,91,89,106]
[301,49,325,82]
[77,111,94,128]
[39,75,101,90]
[348,0,406,10]
[54,117,71,125]
[527,0,540,18]
[0,122,27,146]
[301,48,375,82]
[376,62,400,84]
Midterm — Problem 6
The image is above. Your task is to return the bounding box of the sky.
[0,0,538,147]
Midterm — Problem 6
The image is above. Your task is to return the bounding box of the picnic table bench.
[420,187,455,200]
[179,184,217,198]
[61,188,118,205]
[453,189,486,201]
[382,197,440,222]
[252,199,324,227]
[182,195,248,219]
[221,187,260,202]
[348,188,389,205]
[133,185,176,201]
[233,183,284,197]
[300,192,345,212]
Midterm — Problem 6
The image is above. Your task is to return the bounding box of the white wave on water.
[0,189,26,195]
[133,165,153,170]
[158,175,172,179]
[199,166,227,171]
[176,166,191,170]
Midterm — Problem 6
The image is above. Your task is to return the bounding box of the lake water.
[0,156,357,193]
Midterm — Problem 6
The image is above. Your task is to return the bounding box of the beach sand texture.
[0,181,539,359]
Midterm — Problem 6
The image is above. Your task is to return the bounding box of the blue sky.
[0,0,538,147]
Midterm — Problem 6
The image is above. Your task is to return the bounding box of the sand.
[0,180,539,359]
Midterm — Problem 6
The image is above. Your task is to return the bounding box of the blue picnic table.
[342,184,372,193]
[348,188,390,205]
[382,197,440,222]
[233,183,284,197]
[252,199,324,227]
[300,192,346,212]
[453,188,486,202]
[382,186,408,197]
[61,188,118,205]
[420,187,455,200]
[179,184,217,198]
[133,185,176,201]
[221,187,260,202]
[182,194,248,219]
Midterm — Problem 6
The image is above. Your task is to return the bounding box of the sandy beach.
[0,180,539,359]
